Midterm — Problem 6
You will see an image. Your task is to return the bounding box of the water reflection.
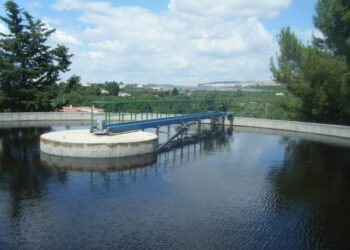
[266,139,350,249]
[41,152,157,172]
[234,126,350,148]
[0,125,350,249]
[0,128,68,219]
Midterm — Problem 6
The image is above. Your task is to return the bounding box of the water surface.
[0,125,350,249]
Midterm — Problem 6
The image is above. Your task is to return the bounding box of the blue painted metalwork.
[94,111,232,134]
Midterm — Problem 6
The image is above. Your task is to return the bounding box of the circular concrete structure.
[40,129,158,158]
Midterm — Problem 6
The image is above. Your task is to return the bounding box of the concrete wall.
[0,112,171,122]
[1,112,350,139]
[0,112,92,121]
[230,117,350,139]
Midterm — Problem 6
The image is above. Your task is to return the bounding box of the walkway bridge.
[90,99,233,151]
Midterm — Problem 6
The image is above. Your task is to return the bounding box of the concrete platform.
[40,129,158,158]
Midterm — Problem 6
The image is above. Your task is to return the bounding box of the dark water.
[0,125,350,249]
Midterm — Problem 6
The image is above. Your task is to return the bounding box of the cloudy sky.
[0,0,318,85]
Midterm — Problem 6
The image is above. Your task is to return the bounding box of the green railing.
[91,98,292,126]
[91,99,229,126]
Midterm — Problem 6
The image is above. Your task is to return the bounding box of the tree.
[105,81,120,96]
[271,16,350,123]
[172,87,179,96]
[64,75,81,93]
[0,1,72,111]
[314,0,350,63]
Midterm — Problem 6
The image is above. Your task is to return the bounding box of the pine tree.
[314,0,350,63]
[0,1,72,111]
[270,1,350,124]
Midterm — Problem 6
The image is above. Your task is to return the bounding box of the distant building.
[81,81,91,87]
[59,105,103,113]
[275,92,284,96]
[101,89,109,95]
[198,80,281,90]
[118,92,131,97]
[149,86,171,91]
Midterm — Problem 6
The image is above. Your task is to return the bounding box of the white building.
[119,92,131,97]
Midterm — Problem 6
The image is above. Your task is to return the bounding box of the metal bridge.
[91,111,233,135]
[90,99,233,151]
[90,99,230,125]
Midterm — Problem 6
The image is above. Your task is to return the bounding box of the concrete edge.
[229,117,350,139]
[1,112,349,139]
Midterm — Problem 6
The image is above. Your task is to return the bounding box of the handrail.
[92,111,232,135]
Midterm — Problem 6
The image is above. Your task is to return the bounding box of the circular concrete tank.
[40,129,158,158]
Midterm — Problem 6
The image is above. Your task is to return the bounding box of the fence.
[92,99,292,125]
[91,99,229,125]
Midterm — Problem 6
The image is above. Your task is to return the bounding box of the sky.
[0,0,318,85]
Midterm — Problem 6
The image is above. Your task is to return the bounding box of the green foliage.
[104,81,120,96]
[271,1,350,124]
[314,0,350,62]
[0,0,72,111]
[64,75,81,93]
[53,78,299,120]
[172,87,179,96]
[271,26,350,124]
[92,88,299,121]
[158,90,171,97]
